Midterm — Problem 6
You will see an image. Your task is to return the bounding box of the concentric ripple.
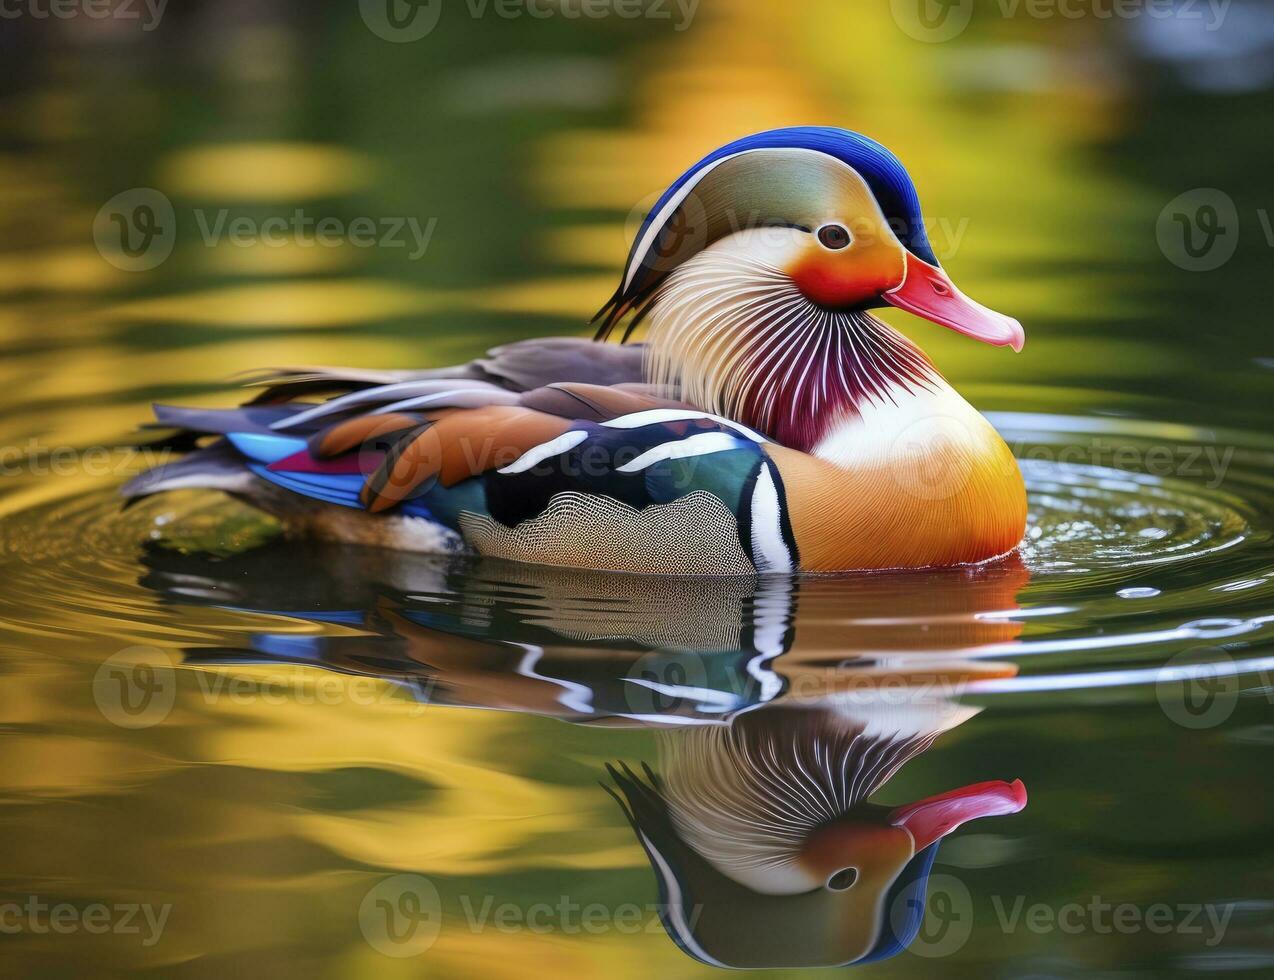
[1,411,1272,701]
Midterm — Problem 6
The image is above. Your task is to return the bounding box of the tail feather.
[152,403,304,436]
[121,443,256,504]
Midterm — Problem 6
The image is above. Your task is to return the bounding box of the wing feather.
[360,407,574,512]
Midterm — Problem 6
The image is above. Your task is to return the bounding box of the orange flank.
[765,423,1027,571]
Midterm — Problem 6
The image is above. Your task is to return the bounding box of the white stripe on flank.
[615,432,743,473]
[498,429,589,474]
[749,461,793,573]
[601,408,767,443]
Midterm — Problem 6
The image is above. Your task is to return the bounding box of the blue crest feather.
[635,126,937,269]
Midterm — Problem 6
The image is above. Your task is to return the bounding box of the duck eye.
[827,867,859,891]
[817,224,851,250]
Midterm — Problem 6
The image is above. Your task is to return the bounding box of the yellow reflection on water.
[157,143,376,201]
[0,247,128,296]
[104,279,444,328]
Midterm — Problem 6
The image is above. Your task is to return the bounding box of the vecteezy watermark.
[456,894,684,935]
[894,876,1236,958]
[344,426,1241,516]
[622,647,991,718]
[990,895,1234,947]
[998,0,1230,29]
[0,0,168,32]
[0,440,174,478]
[92,188,438,272]
[1155,187,1263,272]
[192,670,434,716]
[192,210,438,261]
[1011,437,1237,490]
[624,650,712,716]
[892,0,1231,43]
[93,645,436,730]
[358,874,696,957]
[359,0,699,43]
[0,896,172,947]
[886,424,1239,505]
[623,192,975,271]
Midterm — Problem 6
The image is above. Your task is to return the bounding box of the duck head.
[596,127,1024,450]
[607,698,1027,969]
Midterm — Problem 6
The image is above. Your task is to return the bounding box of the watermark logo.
[359,0,443,43]
[1157,188,1240,272]
[892,0,1232,42]
[93,646,177,730]
[1012,436,1236,490]
[623,651,710,716]
[0,897,172,947]
[888,875,1237,957]
[991,894,1234,946]
[92,188,439,272]
[1,440,175,478]
[624,192,974,278]
[622,189,712,278]
[1156,647,1240,730]
[359,874,443,957]
[194,669,435,715]
[93,188,176,273]
[888,413,993,502]
[459,894,687,934]
[193,209,438,260]
[359,0,698,42]
[891,0,975,43]
[998,0,1231,30]
[0,0,168,32]
[894,872,975,958]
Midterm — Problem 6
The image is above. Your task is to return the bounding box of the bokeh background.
[2,1,1273,977]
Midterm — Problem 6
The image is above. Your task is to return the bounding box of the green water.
[1,2,1273,977]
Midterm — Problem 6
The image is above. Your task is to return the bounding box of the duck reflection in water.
[139,541,1031,968]
[607,693,1026,968]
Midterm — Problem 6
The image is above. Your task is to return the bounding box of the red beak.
[884,254,1025,353]
[889,779,1028,852]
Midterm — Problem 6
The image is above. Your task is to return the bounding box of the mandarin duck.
[125,127,1028,574]
[607,696,1027,969]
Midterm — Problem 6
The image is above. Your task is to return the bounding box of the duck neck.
[643,257,942,453]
